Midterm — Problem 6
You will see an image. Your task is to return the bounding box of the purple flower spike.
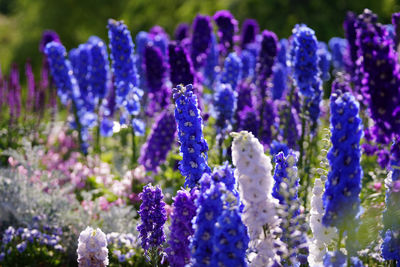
[39,30,61,53]
[137,184,167,252]
[25,61,35,112]
[139,109,176,172]
[343,12,358,76]
[256,30,278,99]
[213,10,238,56]
[191,14,212,69]
[169,42,196,87]
[356,9,400,144]
[240,18,259,49]
[167,190,197,267]
[9,63,21,120]
[175,23,190,41]
[392,12,400,48]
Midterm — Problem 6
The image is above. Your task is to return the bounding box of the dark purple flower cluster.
[138,109,176,172]
[175,23,190,42]
[173,84,211,188]
[240,18,259,49]
[144,44,170,114]
[169,42,196,88]
[191,15,212,70]
[203,33,219,88]
[279,102,301,150]
[260,99,278,147]
[213,10,238,56]
[135,31,150,91]
[166,190,197,267]
[323,92,363,229]
[343,12,358,75]
[392,12,400,48]
[39,30,61,53]
[137,184,167,252]
[256,30,278,98]
[356,9,400,144]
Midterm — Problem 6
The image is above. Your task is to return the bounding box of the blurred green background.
[0,0,398,76]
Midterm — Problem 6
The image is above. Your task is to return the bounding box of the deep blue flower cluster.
[190,181,225,267]
[220,52,242,91]
[322,92,363,228]
[240,49,256,80]
[44,42,81,106]
[135,31,150,91]
[107,19,142,115]
[317,42,331,82]
[260,99,278,147]
[137,184,167,252]
[173,84,211,188]
[270,140,289,158]
[328,37,348,71]
[138,109,176,172]
[203,33,219,88]
[169,42,195,87]
[88,36,110,102]
[210,206,249,267]
[292,24,320,97]
[272,63,287,100]
[214,83,237,132]
[191,15,212,70]
[166,190,197,267]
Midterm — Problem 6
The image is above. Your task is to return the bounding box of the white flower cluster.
[308,131,336,266]
[308,179,336,266]
[77,226,109,267]
[231,131,279,267]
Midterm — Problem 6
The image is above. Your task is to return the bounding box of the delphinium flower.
[317,41,331,82]
[237,106,259,137]
[343,11,358,76]
[138,109,176,172]
[190,14,212,70]
[277,39,288,67]
[175,23,190,42]
[308,178,336,266]
[260,99,278,148]
[269,140,289,158]
[322,92,363,251]
[100,85,116,137]
[279,102,301,150]
[87,36,110,104]
[149,25,169,59]
[381,140,400,262]
[210,192,249,267]
[137,184,167,263]
[203,33,219,89]
[166,190,197,267]
[235,80,255,121]
[292,24,320,97]
[220,52,242,91]
[169,42,196,88]
[25,61,35,113]
[214,83,237,133]
[210,163,239,200]
[144,44,169,115]
[213,10,238,56]
[240,18,259,49]
[231,131,279,266]
[271,63,287,100]
[328,37,348,71]
[135,31,150,91]
[256,30,278,100]
[190,180,225,267]
[393,12,400,48]
[39,30,61,53]
[273,151,309,265]
[356,10,400,145]
[173,84,211,188]
[240,49,256,80]
[77,226,109,267]
[331,73,351,94]
[107,19,142,115]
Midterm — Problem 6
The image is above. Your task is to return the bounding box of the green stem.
[218,133,224,165]
[131,117,137,168]
[94,113,101,155]
[337,229,343,251]
[72,102,86,155]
